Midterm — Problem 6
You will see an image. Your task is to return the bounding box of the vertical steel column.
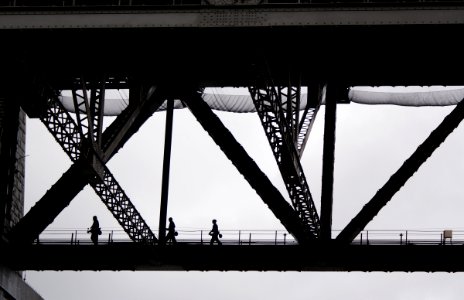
[158,99,174,244]
[293,83,301,145]
[321,83,337,241]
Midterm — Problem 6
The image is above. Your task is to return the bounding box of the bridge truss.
[2,1,464,272]
[2,62,464,271]
[248,70,322,240]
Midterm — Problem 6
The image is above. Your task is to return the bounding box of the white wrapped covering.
[349,87,464,106]
[59,86,464,116]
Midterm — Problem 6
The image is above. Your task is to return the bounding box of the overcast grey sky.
[21,90,464,299]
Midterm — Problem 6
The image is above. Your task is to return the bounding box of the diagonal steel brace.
[337,97,464,243]
[182,87,314,244]
[249,83,321,239]
[10,83,165,244]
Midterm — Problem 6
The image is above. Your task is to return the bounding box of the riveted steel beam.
[71,77,106,151]
[297,83,323,157]
[11,80,166,244]
[248,68,320,239]
[3,4,464,30]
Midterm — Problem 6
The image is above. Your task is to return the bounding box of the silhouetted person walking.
[166,217,177,244]
[87,216,101,245]
[209,219,222,245]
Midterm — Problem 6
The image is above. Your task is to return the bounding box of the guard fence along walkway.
[33,228,464,246]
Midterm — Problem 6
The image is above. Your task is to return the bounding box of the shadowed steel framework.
[2,0,464,272]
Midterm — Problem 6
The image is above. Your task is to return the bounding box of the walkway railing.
[33,228,297,245]
[33,228,464,246]
[345,229,464,246]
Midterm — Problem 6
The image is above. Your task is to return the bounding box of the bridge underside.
[3,24,464,89]
[3,3,464,273]
[3,244,464,272]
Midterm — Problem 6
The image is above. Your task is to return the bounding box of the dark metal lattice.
[41,92,157,243]
[296,85,323,157]
[71,78,106,150]
[249,84,320,238]
[279,85,300,145]
[297,106,319,155]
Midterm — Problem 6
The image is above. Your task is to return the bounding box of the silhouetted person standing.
[87,216,101,245]
[209,219,222,245]
[166,217,177,244]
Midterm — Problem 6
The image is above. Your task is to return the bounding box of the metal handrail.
[33,228,464,246]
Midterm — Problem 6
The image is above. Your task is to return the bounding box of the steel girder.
[182,88,313,244]
[297,84,323,157]
[248,82,321,239]
[40,88,156,243]
[71,78,106,151]
[100,84,159,162]
[71,78,106,176]
[9,243,464,272]
[277,83,324,157]
[9,162,89,244]
[10,82,166,244]
[279,85,300,146]
[337,96,464,243]
[320,83,337,240]
[158,99,174,244]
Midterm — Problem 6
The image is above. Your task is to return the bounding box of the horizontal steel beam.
[2,5,464,29]
[4,243,464,272]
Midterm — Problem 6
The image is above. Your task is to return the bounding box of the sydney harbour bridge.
[2,2,464,296]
